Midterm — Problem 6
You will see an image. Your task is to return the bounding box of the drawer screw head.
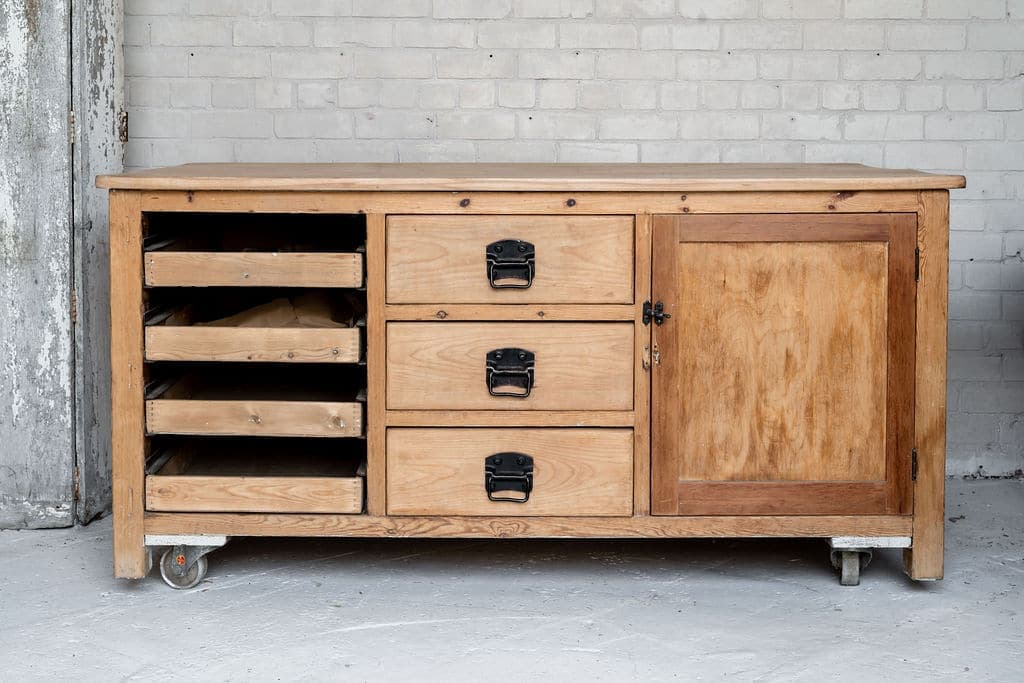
[518,351,527,361]
[516,456,525,466]
[566,198,576,207]
[242,272,250,279]
[494,351,503,360]
[287,352,295,359]
[332,348,339,355]
[459,198,471,208]
[494,244,503,253]
[436,310,447,319]
[494,456,503,465]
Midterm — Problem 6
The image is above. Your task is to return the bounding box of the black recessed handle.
[485,348,535,398]
[485,452,534,503]
[486,239,535,289]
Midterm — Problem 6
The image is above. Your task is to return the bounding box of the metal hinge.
[911,448,918,481]
[118,109,129,144]
[69,109,76,146]
[914,247,920,281]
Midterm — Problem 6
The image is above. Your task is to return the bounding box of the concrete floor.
[1,479,1021,681]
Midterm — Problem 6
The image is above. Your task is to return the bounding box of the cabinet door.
[651,213,916,516]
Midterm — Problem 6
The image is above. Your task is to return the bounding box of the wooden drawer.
[386,428,633,516]
[386,322,634,411]
[386,215,634,303]
[146,326,362,363]
[145,251,364,287]
[146,443,364,514]
[146,400,363,437]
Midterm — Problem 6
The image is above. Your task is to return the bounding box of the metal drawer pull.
[485,348,535,397]
[485,452,534,503]
[486,239,535,288]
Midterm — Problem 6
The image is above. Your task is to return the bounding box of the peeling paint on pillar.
[0,0,75,528]
[72,0,124,523]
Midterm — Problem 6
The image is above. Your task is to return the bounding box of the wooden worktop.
[97,163,965,192]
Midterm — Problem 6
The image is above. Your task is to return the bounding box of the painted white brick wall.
[124,0,1024,476]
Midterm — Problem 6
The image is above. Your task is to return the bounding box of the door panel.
[651,213,916,516]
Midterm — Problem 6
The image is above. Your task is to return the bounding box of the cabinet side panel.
[904,191,949,580]
[109,190,148,578]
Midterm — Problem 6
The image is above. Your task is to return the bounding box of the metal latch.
[643,300,671,326]
[485,347,535,397]
[486,239,535,288]
[485,452,534,503]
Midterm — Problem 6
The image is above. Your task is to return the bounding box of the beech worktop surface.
[97,162,965,192]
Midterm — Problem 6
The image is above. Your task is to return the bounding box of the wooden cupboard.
[98,163,963,588]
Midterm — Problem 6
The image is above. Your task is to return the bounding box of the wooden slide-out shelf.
[145,363,366,439]
[143,211,365,288]
[146,439,365,514]
[145,292,365,364]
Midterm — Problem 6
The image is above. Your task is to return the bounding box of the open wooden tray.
[143,212,365,288]
[145,291,365,363]
[145,365,366,438]
[146,438,365,513]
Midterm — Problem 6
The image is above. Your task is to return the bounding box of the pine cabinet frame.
[99,164,962,582]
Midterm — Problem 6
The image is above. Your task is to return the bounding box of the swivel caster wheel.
[830,549,873,586]
[159,547,209,590]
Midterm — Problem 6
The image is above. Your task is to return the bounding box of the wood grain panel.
[672,213,890,242]
[387,322,633,411]
[386,215,634,303]
[674,241,888,481]
[146,476,363,513]
[385,411,634,427]
[674,482,888,515]
[365,213,387,516]
[97,162,966,192]
[144,251,363,287]
[145,326,361,363]
[384,304,635,321]
[886,215,918,514]
[136,190,922,217]
[904,191,949,580]
[651,213,916,517]
[109,190,149,578]
[146,400,363,437]
[633,213,653,515]
[386,428,633,516]
[144,512,914,539]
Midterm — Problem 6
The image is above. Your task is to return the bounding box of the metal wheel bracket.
[146,535,228,577]
[827,537,906,586]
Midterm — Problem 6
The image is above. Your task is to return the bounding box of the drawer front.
[145,252,364,287]
[386,428,633,516]
[146,475,363,513]
[386,322,634,410]
[386,215,634,303]
[145,326,362,363]
[146,400,363,437]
